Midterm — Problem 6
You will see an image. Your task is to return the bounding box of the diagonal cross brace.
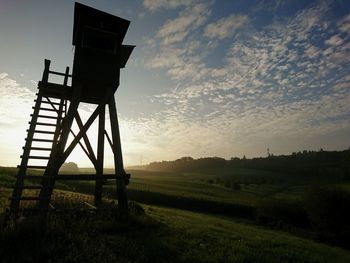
[45,96,98,167]
[59,104,101,166]
[58,89,115,167]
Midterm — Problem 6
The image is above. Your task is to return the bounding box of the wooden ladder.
[6,61,70,221]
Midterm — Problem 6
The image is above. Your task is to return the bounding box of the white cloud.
[325,35,344,46]
[305,45,319,58]
[337,13,350,33]
[0,73,8,79]
[0,74,35,166]
[204,14,249,40]
[143,0,195,11]
[333,82,350,91]
[140,1,350,161]
[146,2,213,81]
[157,2,211,44]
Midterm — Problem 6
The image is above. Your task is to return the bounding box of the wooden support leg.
[95,105,105,206]
[108,97,128,217]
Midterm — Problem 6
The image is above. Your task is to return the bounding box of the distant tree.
[232,182,241,191]
[61,162,79,172]
[180,156,194,162]
[207,179,214,184]
[303,185,350,246]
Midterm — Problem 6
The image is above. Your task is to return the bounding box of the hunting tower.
[6,2,134,223]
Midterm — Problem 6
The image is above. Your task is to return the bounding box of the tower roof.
[72,2,130,46]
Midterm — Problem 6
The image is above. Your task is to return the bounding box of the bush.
[303,185,350,247]
[207,179,214,184]
[232,182,241,191]
[224,180,231,188]
[256,198,309,229]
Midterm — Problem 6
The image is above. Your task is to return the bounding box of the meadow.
[1,161,350,262]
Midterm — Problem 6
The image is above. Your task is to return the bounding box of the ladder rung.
[48,70,72,77]
[17,165,47,169]
[29,138,54,143]
[11,207,48,213]
[9,196,48,201]
[37,100,61,106]
[54,174,130,180]
[21,185,43,189]
[30,122,57,127]
[21,155,50,160]
[31,114,58,119]
[23,146,52,151]
[33,107,57,112]
[27,129,55,135]
[15,175,55,179]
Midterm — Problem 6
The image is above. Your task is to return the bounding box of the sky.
[0,0,349,167]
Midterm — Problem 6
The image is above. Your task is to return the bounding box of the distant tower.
[267,148,270,157]
[6,3,135,224]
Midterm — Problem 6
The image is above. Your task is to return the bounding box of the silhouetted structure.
[5,2,134,224]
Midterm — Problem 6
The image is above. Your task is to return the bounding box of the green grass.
[1,189,350,263]
[2,166,349,215]
[147,205,350,263]
[1,164,350,262]
[124,167,349,207]
[124,168,284,206]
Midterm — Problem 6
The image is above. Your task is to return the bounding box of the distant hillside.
[146,149,350,176]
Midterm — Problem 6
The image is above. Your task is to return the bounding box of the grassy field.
[126,167,349,205]
[1,166,349,214]
[0,188,350,263]
[1,165,350,262]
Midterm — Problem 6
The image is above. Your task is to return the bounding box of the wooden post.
[95,105,105,206]
[108,96,128,216]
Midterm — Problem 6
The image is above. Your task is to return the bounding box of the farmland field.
[1,188,350,262]
[1,166,350,212]
[1,165,350,262]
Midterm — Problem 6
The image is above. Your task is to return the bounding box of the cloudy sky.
[0,0,349,167]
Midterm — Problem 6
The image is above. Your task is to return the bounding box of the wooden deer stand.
[5,3,135,223]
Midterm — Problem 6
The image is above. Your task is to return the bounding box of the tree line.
[147,149,350,176]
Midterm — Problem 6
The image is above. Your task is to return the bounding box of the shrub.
[303,185,350,247]
[232,182,241,191]
[256,198,309,229]
[224,180,231,188]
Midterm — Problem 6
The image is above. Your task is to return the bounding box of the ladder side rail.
[39,66,71,205]
[39,97,65,203]
[9,59,51,212]
[10,93,44,211]
[38,85,82,211]
[51,99,65,146]
[63,67,70,86]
